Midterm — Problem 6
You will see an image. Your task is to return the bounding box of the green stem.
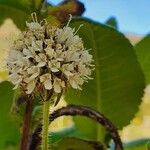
[42,100,50,150]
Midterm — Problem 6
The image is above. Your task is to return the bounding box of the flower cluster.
[7,14,94,97]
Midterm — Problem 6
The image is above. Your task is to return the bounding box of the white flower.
[9,73,22,89]
[23,48,34,58]
[69,74,84,90]
[40,73,52,90]
[61,64,74,77]
[35,53,47,67]
[7,13,94,97]
[56,27,74,44]
[44,47,55,59]
[53,78,65,93]
[26,22,43,31]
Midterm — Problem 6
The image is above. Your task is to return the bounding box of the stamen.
[66,14,72,27]
[74,24,83,35]
[40,19,47,26]
[31,12,38,22]
[86,48,92,51]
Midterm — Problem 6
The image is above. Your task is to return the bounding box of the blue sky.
[48,0,150,35]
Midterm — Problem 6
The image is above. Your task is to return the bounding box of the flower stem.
[42,100,50,150]
[20,95,33,150]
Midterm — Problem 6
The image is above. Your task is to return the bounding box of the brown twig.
[48,0,85,24]
[50,105,123,150]
[30,104,123,150]
[20,95,33,150]
[29,124,42,150]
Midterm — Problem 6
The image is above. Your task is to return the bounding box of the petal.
[56,58,64,61]
[23,48,33,58]
[44,79,52,90]
[69,78,78,89]
[13,84,19,90]
[40,73,51,82]
[53,79,61,93]
[30,72,39,80]
[61,81,66,88]
[36,40,43,50]
[9,74,22,84]
[24,77,31,83]
[26,22,42,30]
[51,67,59,73]
[35,55,41,62]
[39,53,46,61]
[26,80,36,94]
[56,62,60,68]
[27,66,40,75]
[37,62,46,67]
[64,71,73,77]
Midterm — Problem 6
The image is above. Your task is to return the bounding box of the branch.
[48,0,85,24]
[30,104,123,150]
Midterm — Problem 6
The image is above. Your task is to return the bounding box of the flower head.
[7,13,94,99]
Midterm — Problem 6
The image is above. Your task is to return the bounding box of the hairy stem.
[42,100,50,150]
[30,104,123,150]
[20,95,33,150]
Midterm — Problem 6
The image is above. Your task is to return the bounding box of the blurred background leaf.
[0,81,20,149]
[105,17,118,29]
[0,0,32,29]
[49,126,76,144]
[0,0,85,30]
[135,34,150,84]
[66,18,145,141]
[47,0,85,24]
[110,138,150,150]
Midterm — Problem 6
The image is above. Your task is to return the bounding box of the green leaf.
[48,125,76,144]
[0,0,51,29]
[105,17,118,29]
[0,0,32,29]
[124,139,150,150]
[0,81,20,149]
[110,138,150,150]
[135,34,150,84]
[66,18,144,140]
[52,137,104,150]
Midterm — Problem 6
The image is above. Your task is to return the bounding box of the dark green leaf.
[66,18,144,140]
[52,137,104,150]
[135,34,150,84]
[0,0,50,29]
[105,17,118,29]
[0,81,20,149]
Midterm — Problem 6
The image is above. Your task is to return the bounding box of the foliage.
[52,137,104,150]
[110,138,150,150]
[0,81,20,149]
[0,0,149,149]
[66,18,144,140]
[135,34,150,83]
[0,0,85,29]
[105,17,118,29]
[0,0,31,29]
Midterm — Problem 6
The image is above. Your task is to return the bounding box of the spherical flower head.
[7,13,94,99]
